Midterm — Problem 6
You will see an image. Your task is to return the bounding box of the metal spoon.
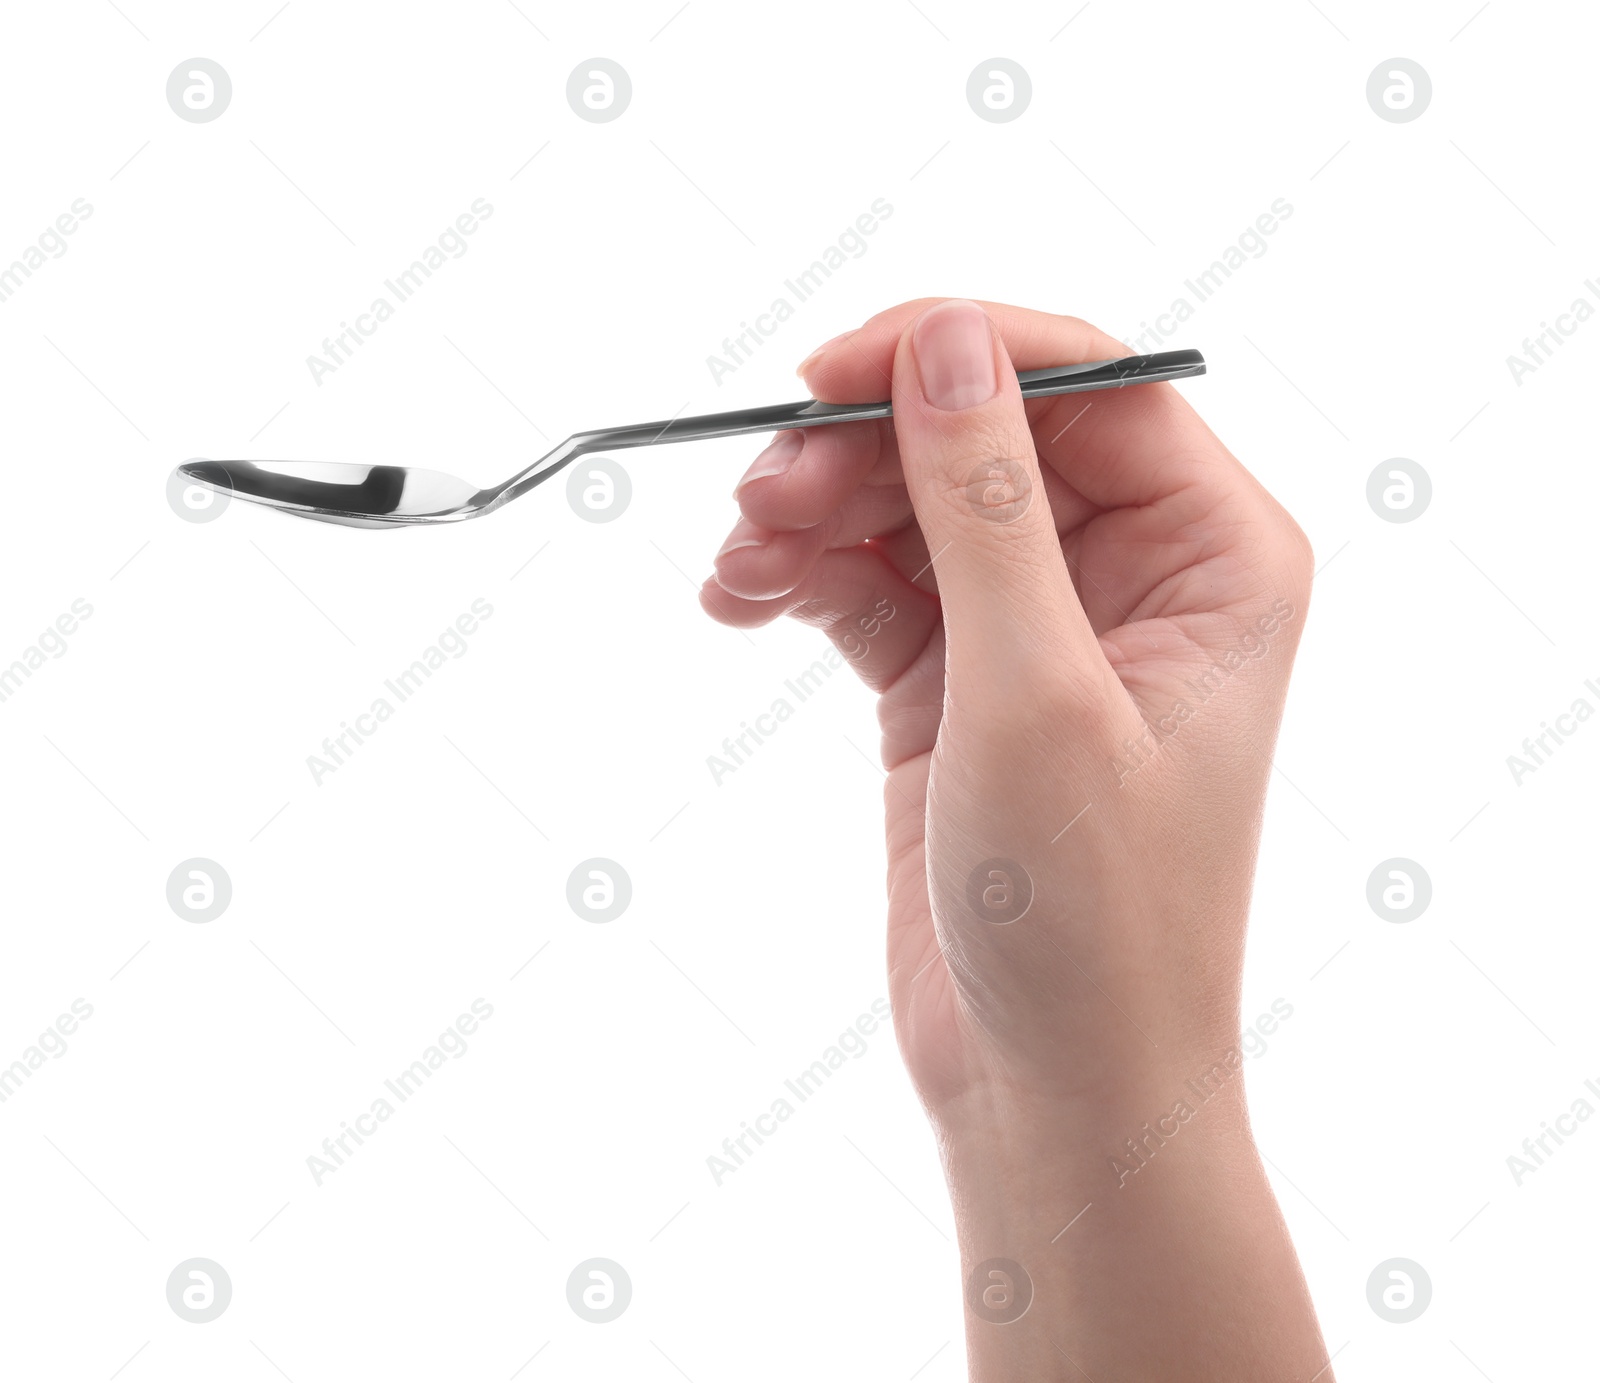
[176,348,1204,529]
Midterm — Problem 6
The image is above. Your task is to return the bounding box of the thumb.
[892,299,1108,699]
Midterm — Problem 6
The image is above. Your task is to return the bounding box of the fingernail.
[733,431,803,497]
[716,517,766,558]
[912,299,998,411]
[796,329,856,378]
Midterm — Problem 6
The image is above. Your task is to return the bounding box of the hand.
[701,299,1328,1380]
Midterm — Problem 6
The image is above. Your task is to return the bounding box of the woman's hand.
[701,299,1329,1380]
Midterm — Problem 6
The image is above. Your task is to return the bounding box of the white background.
[1,1,1594,1378]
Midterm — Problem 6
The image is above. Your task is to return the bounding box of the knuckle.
[1035,666,1124,736]
[1231,496,1314,605]
[926,427,1042,532]
[965,668,1125,775]
[1270,506,1315,599]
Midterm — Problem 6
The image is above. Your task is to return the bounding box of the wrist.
[930,1070,1326,1381]
[932,1064,1263,1242]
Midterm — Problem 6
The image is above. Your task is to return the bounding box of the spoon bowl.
[179,459,487,528]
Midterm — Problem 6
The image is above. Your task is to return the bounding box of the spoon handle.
[572,348,1204,455]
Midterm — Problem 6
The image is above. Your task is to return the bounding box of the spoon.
[177,348,1204,529]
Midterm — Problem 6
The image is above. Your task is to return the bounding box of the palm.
[873,403,1269,1092]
